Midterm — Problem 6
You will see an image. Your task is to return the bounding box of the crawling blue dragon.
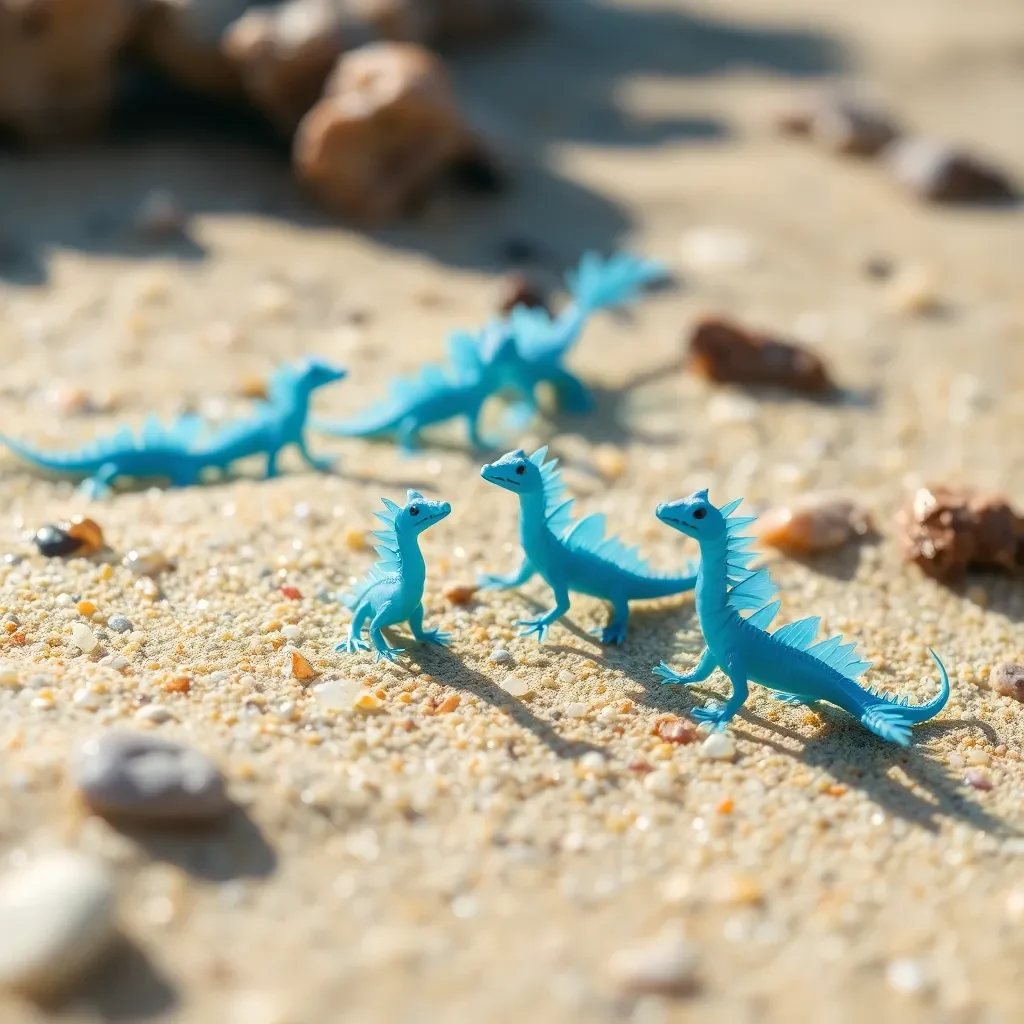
[315,251,665,451]
[0,357,346,496]
[336,490,452,662]
[479,447,698,643]
[653,490,950,746]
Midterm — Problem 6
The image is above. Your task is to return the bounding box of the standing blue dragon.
[653,490,950,746]
[336,490,452,662]
[0,357,346,496]
[314,251,666,451]
[479,447,698,643]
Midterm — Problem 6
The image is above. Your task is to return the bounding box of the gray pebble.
[71,732,230,822]
[106,615,133,634]
[0,850,117,998]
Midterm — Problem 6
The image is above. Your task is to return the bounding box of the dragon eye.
[515,465,525,475]
[409,506,419,516]
[692,507,707,520]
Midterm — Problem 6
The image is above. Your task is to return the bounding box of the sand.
[0,0,1023,1020]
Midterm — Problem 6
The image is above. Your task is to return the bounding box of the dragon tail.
[565,251,667,317]
[858,649,951,746]
[314,410,400,439]
[0,434,93,475]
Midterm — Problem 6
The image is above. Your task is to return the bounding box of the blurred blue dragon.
[315,251,666,452]
[0,357,346,497]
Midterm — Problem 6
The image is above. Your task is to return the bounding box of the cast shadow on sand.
[57,936,179,1022]
[0,0,846,283]
[526,594,1014,836]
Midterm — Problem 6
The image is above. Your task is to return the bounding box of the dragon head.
[480,448,544,494]
[655,489,726,540]
[289,357,348,392]
[381,490,451,538]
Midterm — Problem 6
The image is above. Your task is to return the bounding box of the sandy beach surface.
[1,0,1023,1020]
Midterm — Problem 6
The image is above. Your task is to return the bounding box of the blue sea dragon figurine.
[487,249,668,417]
[336,490,452,662]
[653,490,950,746]
[315,251,666,451]
[479,447,698,643]
[0,357,346,496]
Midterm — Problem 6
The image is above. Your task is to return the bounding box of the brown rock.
[293,42,478,222]
[777,90,899,157]
[991,663,1024,703]
[132,0,255,100]
[63,516,105,555]
[442,582,477,606]
[687,316,834,394]
[896,485,1024,582]
[0,0,135,143]
[886,137,1016,203]
[494,273,548,315]
[758,494,872,555]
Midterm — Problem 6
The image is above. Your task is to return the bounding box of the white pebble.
[500,678,532,698]
[0,851,117,998]
[701,732,735,761]
[557,670,575,684]
[679,225,756,272]
[609,924,699,995]
[886,958,928,995]
[135,704,174,724]
[314,679,362,710]
[489,648,512,664]
[73,689,100,710]
[564,702,588,719]
[281,625,301,641]
[708,393,759,425]
[644,769,676,797]
[69,623,98,654]
[0,665,20,688]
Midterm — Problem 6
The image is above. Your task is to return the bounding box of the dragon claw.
[690,705,731,729]
[597,624,627,645]
[420,630,451,647]
[514,618,549,642]
[374,646,406,663]
[653,663,683,685]
[335,638,370,654]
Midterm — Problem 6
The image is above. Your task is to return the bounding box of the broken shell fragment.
[758,494,872,554]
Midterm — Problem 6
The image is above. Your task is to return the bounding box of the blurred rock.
[225,0,529,133]
[885,137,1016,203]
[0,0,135,143]
[293,41,481,222]
[132,0,256,100]
[897,485,1024,583]
[778,89,899,157]
[687,316,835,394]
[758,494,872,554]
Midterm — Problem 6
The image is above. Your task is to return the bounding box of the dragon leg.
[395,418,421,456]
[335,601,372,653]
[691,668,749,731]
[514,580,570,643]
[409,603,451,647]
[478,557,535,591]
[654,646,717,686]
[549,369,595,414]
[296,435,335,473]
[264,447,282,479]
[78,461,120,500]
[369,606,405,663]
[595,593,630,645]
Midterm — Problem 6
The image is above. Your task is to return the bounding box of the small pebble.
[280,585,302,600]
[609,924,699,996]
[592,445,628,481]
[289,649,317,681]
[0,850,117,999]
[701,732,736,761]
[313,678,362,710]
[64,516,105,554]
[886,137,1016,203]
[757,494,872,554]
[69,623,98,654]
[886,957,929,996]
[443,583,478,606]
[655,717,697,744]
[964,768,992,791]
[991,663,1024,702]
[135,705,174,724]
[34,524,82,558]
[564,702,588,719]
[489,648,512,664]
[679,226,756,272]
[71,732,229,821]
[107,615,133,634]
[435,694,461,714]
[354,693,383,712]
[884,264,940,315]
[644,769,676,797]
[135,188,188,238]
[0,665,19,688]
[500,678,532,698]
[123,549,172,576]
